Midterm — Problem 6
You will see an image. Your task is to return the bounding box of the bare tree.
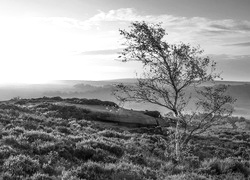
[113,21,235,161]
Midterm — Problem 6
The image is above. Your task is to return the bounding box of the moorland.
[0,96,250,179]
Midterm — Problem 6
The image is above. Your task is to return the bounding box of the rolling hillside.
[0,97,250,179]
[7,97,161,127]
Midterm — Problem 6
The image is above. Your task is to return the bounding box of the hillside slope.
[11,97,159,127]
[0,97,250,179]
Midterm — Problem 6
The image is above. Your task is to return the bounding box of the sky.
[0,0,249,83]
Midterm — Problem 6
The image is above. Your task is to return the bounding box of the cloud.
[5,9,249,38]
[209,20,250,31]
[86,8,250,33]
[223,42,250,47]
[78,8,250,50]
[209,24,233,30]
[197,30,234,37]
[88,8,142,22]
[61,8,249,55]
[208,54,250,61]
[79,48,123,55]
[2,9,249,56]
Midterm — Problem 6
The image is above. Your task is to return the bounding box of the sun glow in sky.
[0,0,250,83]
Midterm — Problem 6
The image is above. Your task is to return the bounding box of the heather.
[0,97,249,180]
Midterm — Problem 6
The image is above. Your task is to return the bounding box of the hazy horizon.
[1,79,250,86]
[0,79,250,119]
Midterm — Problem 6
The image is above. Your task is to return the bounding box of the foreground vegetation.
[0,97,250,180]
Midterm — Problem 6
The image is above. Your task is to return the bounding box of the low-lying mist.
[0,79,249,119]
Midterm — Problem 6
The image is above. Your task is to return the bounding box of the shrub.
[144,110,161,118]
[14,99,27,105]
[74,144,95,161]
[7,126,25,136]
[73,161,114,180]
[22,121,38,130]
[61,170,81,180]
[160,161,184,175]
[128,154,147,166]
[24,130,55,142]
[31,173,53,180]
[86,139,124,157]
[182,156,201,170]
[144,156,164,169]
[54,141,75,160]
[97,130,130,140]
[3,154,40,177]
[200,158,250,177]
[33,142,56,155]
[50,96,63,101]
[0,145,17,160]
[219,158,249,177]
[112,161,157,180]
[0,103,29,113]
[42,163,57,176]
[112,171,141,180]
[77,119,90,127]
[214,173,247,180]
[92,148,117,163]
[67,98,118,107]
[200,158,223,175]
[164,173,208,180]
[1,172,21,180]
[2,135,30,150]
[47,105,90,120]
[56,126,72,134]
[4,124,15,130]
[75,141,118,163]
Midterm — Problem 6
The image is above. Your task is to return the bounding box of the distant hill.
[49,79,250,86]
[0,79,249,119]
[7,97,162,127]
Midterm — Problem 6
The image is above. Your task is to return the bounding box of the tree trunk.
[155,118,164,134]
[175,118,180,161]
[172,109,180,162]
